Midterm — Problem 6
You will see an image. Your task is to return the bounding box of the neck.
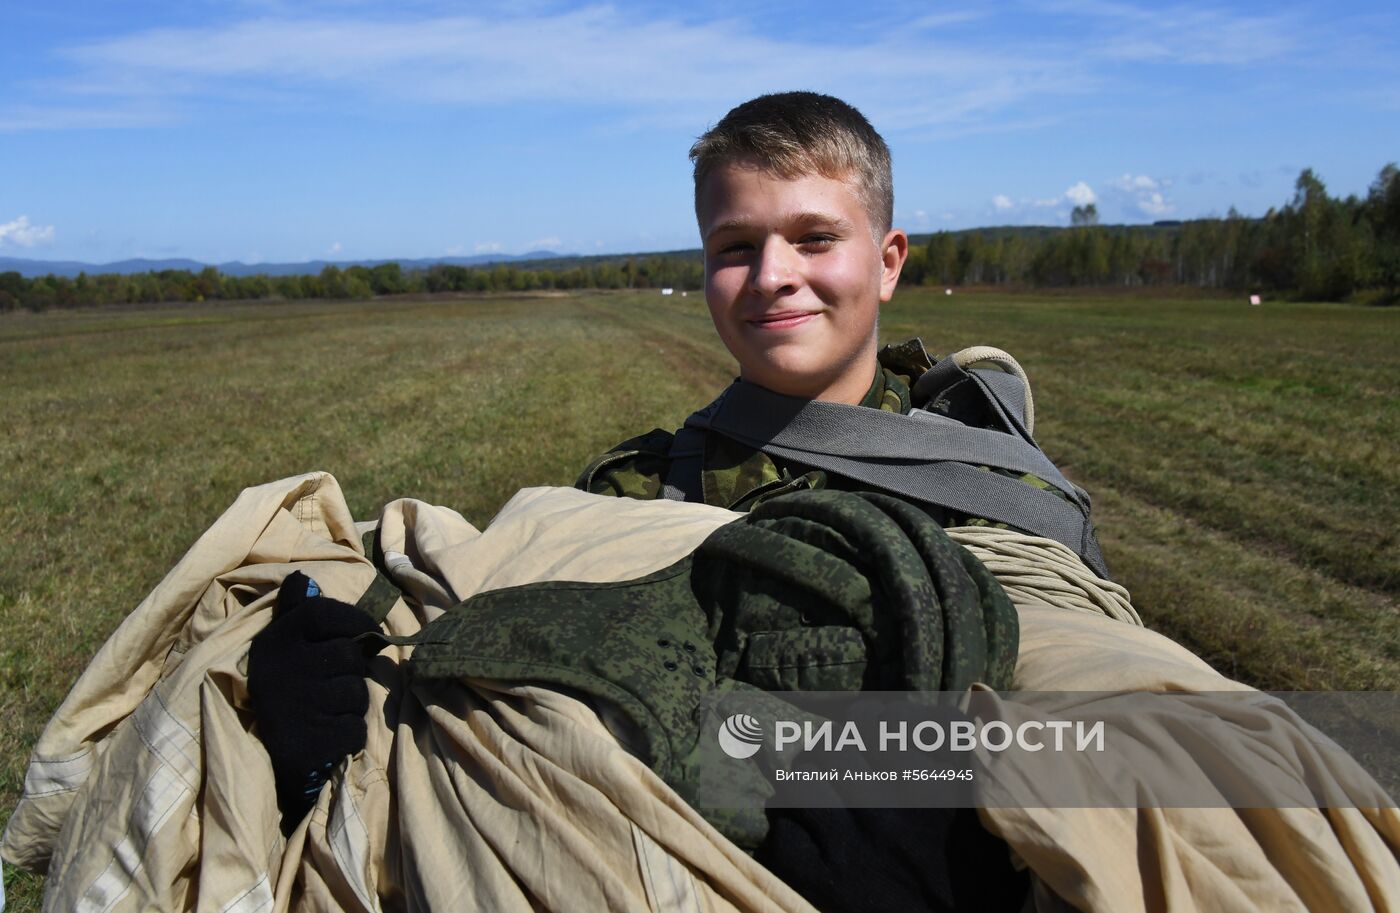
[740,363,879,406]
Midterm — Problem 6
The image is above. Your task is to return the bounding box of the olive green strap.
[354,528,403,624]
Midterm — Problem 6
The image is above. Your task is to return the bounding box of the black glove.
[247,570,379,831]
[757,700,1027,912]
[755,804,1029,913]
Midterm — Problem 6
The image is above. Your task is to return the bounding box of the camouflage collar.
[691,362,913,509]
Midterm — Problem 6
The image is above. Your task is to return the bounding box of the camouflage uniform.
[575,337,1070,526]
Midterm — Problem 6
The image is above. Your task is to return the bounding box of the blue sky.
[3,0,1398,264]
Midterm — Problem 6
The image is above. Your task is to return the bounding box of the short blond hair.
[690,92,893,239]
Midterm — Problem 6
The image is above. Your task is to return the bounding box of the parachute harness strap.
[951,345,1035,437]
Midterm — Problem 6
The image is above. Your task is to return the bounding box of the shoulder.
[877,338,935,389]
[573,428,676,500]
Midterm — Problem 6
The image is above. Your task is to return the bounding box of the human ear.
[879,229,909,301]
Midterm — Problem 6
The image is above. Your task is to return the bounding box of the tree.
[0,271,23,310]
[956,232,986,284]
[1071,203,1099,227]
[369,262,405,295]
[318,265,350,299]
[1368,163,1400,292]
[1107,232,1137,285]
[1001,234,1031,285]
[1291,168,1330,295]
[1080,229,1110,284]
[24,280,56,312]
[194,266,224,301]
[274,275,307,299]
[349,276,374,299]
[925,232,958,285]
[901,245,927,286]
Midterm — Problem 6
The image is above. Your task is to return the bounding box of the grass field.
[2,288,1397,906]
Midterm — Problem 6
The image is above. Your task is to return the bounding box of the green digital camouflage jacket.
[574,338,1067,526]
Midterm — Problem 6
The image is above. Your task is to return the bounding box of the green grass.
[2,288,1397,908]
[877,293,1399,686]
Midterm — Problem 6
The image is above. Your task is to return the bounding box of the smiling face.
[699,161,908,404]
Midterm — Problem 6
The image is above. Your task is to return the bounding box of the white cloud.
[1031,0,1300,65]
[0,104,174,132]
[1065,181,1097,206]
[1137,192,1174,216]
[1007,181,1101,217]
[1109,173,1159,192]
[474,241,502,253]
[1103,172,1176,218]
[526,236,561,250]
[11,7,1087,135]
[909,10,989,30]
[328,241,342,255]
[0,215,56,248]
[1,0,1335,155]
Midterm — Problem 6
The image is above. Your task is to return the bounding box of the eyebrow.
[705,211,857,242]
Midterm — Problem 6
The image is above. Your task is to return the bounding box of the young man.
[573,93,1042,912]
[576,91,1090,565]
[247,92,1056,913]
[577,91,912,510]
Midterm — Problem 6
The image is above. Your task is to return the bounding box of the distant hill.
[0,250,565,280]
[0,219,1247,281]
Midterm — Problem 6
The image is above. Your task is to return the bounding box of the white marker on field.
[1249,294,1261,305]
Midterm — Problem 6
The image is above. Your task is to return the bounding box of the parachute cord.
[947,526,1141,626]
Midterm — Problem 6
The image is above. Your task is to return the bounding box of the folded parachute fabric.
[6,473,1400,913]
[3,474,812,913]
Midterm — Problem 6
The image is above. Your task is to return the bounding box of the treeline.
[906,165,1400,299]
[3,164,1397,313]
[0,255,704,312]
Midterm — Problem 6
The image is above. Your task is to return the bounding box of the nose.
[749,236,799,298]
